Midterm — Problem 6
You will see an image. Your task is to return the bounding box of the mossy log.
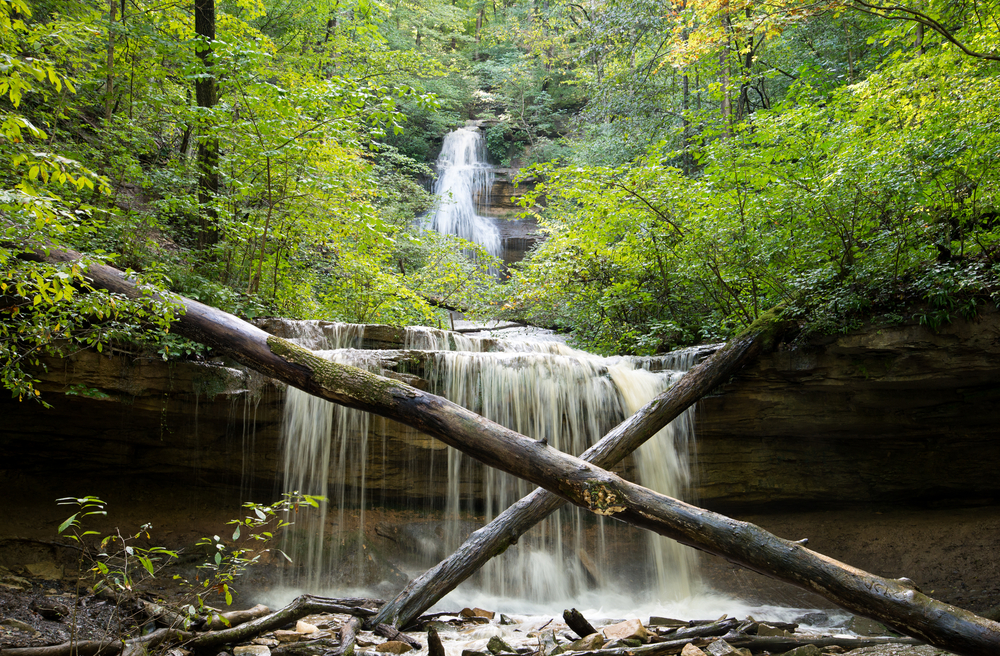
[370,310,788,630]
[28,246,1000,656]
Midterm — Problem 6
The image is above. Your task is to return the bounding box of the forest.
[3,0,1000,399]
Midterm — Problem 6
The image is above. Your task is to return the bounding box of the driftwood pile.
[0,595,928,656]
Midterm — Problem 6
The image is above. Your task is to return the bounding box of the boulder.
[234,646,271,656]
[777,646,821,656]
[601,619,648,642]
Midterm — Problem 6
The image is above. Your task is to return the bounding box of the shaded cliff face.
[3,310,999,515]
[694,307,1000,513]
[481,169,540,270]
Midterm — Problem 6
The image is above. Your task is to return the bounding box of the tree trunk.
[25,245,1000,656]
[369,310,786,630]
[104,0,115,125]
[194,0,219,248]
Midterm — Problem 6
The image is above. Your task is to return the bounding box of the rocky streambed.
[0,569,958,656]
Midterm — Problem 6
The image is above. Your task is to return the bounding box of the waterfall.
[426,127,501,258]
[277,322,701,604]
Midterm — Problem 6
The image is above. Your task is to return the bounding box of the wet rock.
[30,597,70,620]
[680,645,706,656]
[461,608,495,620]
[486,636,516,654]
[274,630,304,643]
[846,616,888,636]
[25,562,63,581]
[375,641,412,654]
[1,618,39,635]
[0,568,31,591]
[296,621,319,634]
[531,629,561,654]
[461,650,490,656]
[427,626,446,656]
[602,619,648,642]
[252,638,280,647]
[704,639,744,656]
[776,646,820,656]
[567,633,605,651]
[234,646,271,656]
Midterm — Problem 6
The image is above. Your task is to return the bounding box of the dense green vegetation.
[3,0,1000,397]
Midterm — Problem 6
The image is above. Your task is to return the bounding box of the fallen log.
[0,628,193,656]
[653,618,739,642]
[205,603,273,630]
[140,598,198,630]
[184,595,374,651]
[25,245,1000,656]
[568,632,923,656]
[369,310,781,630]
[373,624,421,650]
[333,617,363,656]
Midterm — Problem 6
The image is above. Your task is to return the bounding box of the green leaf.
[57,513,78,534]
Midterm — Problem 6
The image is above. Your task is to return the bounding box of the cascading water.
[277,322,701,606]
[425,126,501,258]
[274,125,700,608]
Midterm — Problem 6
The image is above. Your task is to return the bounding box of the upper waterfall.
[426,127,502,258]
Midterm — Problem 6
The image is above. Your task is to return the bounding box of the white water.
[277,322,702,606]
[426,127,501,258]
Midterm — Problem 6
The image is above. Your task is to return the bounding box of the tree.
[194,0,219,247]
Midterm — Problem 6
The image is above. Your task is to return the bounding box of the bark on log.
[655,618,739,642]
[563,609,597,639]
[372,624,421,650]
[0,641,122,656]
[0,628,193,656]
[184,595,374,651]
[333,617,363,656]
[205,603,272,630]
[140,598,198,630]
[370,312,781,630]
[27,246,1000,656]
[571,633,922,656]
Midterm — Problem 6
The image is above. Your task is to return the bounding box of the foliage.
[56,493,319,617]
[507,39,1000,353]
[57,495,178,603]
[3,0,1000,388]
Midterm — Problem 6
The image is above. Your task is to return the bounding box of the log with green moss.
[25,245,1000,656]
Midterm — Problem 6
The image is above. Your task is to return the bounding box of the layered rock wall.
[3,311,1000,515]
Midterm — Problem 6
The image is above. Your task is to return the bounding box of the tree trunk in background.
[194,0,219,248]
[369,314,785,630]
[22,245,1000,656]
[104,0,115,124]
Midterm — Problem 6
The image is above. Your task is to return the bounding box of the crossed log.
[21,245,1000,656]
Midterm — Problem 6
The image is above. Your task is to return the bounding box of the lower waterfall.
[277,322,699,606]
